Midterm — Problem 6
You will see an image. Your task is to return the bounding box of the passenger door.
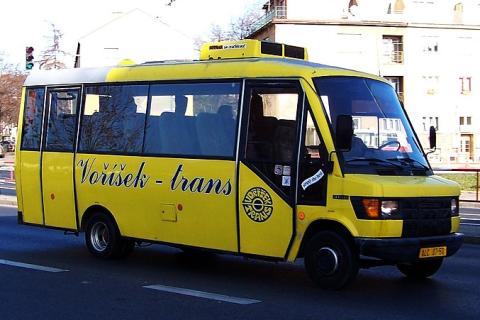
[18,88,45,225]
[41,88,80,229]
[238,81,303,258]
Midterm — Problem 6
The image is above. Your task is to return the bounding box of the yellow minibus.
[15,40,463,289]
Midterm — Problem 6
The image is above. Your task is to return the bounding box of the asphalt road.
[1,205,479,320]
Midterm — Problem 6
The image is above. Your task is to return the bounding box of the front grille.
[400,198,452,237]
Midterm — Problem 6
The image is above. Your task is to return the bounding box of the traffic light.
[25,46,34,70]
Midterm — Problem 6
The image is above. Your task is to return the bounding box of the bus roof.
[24,57,382,87]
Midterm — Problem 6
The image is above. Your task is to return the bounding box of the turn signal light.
[362,199,380,218]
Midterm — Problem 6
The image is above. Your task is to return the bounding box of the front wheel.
[397,259,443,279]
[304,231,359,290]
[85,213,134,259]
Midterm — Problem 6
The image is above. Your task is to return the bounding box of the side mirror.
[429,126,436,149]
[336,115,353,151]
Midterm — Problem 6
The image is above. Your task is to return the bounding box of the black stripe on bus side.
[72,85,84,232]
[234,79,246,253]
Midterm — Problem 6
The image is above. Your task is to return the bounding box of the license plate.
[419,246,447,258]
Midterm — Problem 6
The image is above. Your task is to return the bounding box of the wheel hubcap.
[90,221,109,252]
[315,247,339,276]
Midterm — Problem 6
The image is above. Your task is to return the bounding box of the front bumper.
[355,233,464,263]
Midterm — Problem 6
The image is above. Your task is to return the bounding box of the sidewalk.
[0,194,16,206]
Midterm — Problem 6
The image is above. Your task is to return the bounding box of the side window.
[44,89,79,152]
[299,110,328,204]
[144,82,240,157]
[79,85,148,153]
[244,85,301,194]
[21,88,45,150]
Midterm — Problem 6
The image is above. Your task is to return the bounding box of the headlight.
[355,198,401,220]
[451,198,458,216]
[381,200,399,218]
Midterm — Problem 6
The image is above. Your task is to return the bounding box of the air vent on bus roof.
[260,42,283,56]
[284,45,305,60]
[199,39,308,61]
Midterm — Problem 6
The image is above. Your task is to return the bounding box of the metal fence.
[434,168,480,202]
[251,5,287,34]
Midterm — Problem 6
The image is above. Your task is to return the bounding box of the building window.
[422,75,439,94]
[382,35,403,64]
[422,116,439,131]
[422,35,439,53]
[384,76,404,101]
[459,116,472,126]
[460,76,472,94]
[389,0,405,14]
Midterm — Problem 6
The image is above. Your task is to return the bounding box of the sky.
[0,0,263,68]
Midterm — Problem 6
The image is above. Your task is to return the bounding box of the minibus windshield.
[314,76,431,175]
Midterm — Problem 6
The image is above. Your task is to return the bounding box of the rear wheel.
[304,231,359,290]
[85,213,134,259]
[397,259,443,279]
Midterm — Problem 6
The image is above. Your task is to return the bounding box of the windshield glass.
[314,76,431,175]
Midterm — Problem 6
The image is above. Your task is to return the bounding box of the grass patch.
[437,173,479,191]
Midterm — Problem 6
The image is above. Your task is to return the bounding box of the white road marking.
[0,259,69,273]
[144,284,261,305]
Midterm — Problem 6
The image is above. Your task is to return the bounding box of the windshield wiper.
[387,157,430,171]
[388,158,430,172]
[345,157,404,169]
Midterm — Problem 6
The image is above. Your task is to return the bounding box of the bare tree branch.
[38,23,69,70]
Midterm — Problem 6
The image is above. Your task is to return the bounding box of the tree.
[0,70,26,133]
[197,6,262,49]
[226,7,261,40]
[38,23,69,70]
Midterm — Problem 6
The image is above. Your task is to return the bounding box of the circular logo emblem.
[242,187,273,222]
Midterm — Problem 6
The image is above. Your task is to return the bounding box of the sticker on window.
[301,169,324,190]
[274,165,283,175]
[282,175,291,187]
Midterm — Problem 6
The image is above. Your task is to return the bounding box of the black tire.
[397,259,443,279]
[304,231,359,290]
[85,213,134,259]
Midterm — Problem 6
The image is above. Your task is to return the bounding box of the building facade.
[250,0,480,167]
[76,9,196,68]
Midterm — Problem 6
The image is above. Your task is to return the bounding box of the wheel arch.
[297,219,355,258]
[80,205,118,232]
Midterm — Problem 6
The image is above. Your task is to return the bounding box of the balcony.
[251,6,287,34]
